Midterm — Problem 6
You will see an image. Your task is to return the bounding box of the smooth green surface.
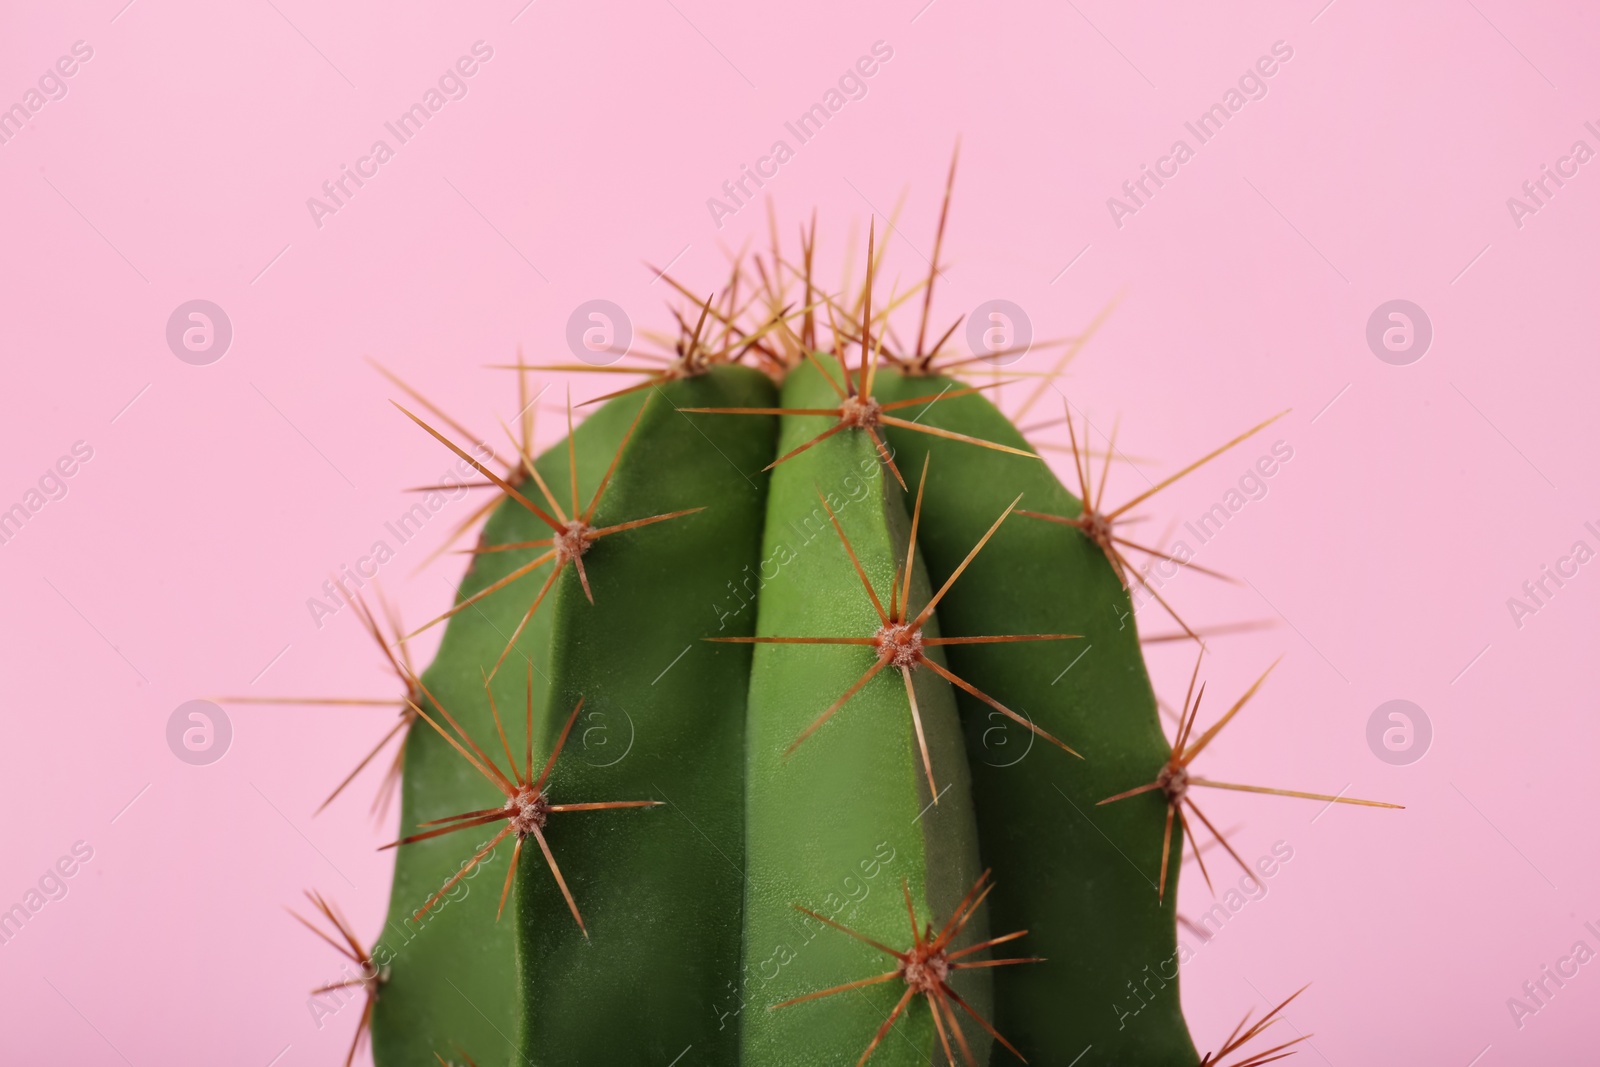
[739,356,989,1066]
[514,367,777,1064]
[370,391,652,1067]
[876,370,1197,1065]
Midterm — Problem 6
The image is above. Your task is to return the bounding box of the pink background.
[2,0,1596,1063]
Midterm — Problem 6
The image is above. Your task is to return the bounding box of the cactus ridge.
[380,676,664,931]
[707,452,1083,801]
[392,392,706,679]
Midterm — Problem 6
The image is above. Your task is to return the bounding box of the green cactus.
[274,189,1402,1067]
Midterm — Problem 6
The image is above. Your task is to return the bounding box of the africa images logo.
[1106,40,1295,228]
[305,41,495,229]
[705,40,895,230]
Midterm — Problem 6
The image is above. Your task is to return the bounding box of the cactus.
[273,171,1400,1066]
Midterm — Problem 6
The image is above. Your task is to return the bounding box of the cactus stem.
[381,673,661,928]
[289,889,386,1067]
[771,871,1038,1066]
[1101,652,1401,899]
[709,458,1081,794]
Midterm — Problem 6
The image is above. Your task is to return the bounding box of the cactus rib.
[394,395,704,679]
[370,389,653,1066]
[381,675,661,927]
[709,451,1082,800]
[739,353,989,1064]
